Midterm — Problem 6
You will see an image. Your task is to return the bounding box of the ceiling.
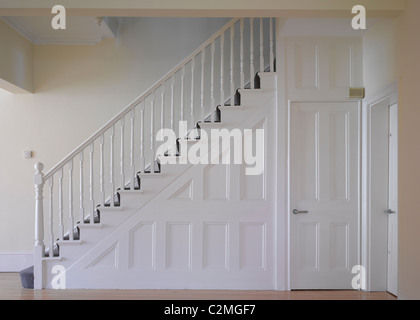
[1,16,117,45]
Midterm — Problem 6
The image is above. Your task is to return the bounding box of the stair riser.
[239,90,276,107]
[257,72,277,90]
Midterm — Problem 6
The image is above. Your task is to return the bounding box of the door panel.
[387,103,398,296]
[290,101,360,289]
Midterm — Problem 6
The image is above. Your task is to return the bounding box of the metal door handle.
[385,209,396,214]
[293,209,309,215]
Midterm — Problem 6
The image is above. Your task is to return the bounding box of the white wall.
[363,18,398,97]
[0,17,229,263]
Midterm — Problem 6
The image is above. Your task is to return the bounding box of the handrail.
[43,18,240,181]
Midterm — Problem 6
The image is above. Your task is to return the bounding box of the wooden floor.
[0,273,396,300]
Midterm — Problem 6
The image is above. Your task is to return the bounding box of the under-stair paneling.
[203,164,229,200]
[129,222,156,270]
[42,74,277,290]
[240,117,266,200]
[203,222,229,270]
[166,222,192,269]
[88,242,119,269]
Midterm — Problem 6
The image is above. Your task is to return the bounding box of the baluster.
[110,125,115,207]
[130,109,135,190]
[230,26,235,106]
[68,159,74,241]
[150,95,155,172]
[180,66,185,122]
[210,41,215,122]
[270,18,274,72]
[190,57,195,128]
[250,18,255,89]
[150,93,155,173]
[160,88,165,141]
[58,168,64,240]
[120,118,125,189]
[260,17,264,73]
[220,33,224,107]
[240,18,245,89]
[99,134,105,206]
[48,176,54,257]
[89,142,95,224]
[79,151,84,224]
[200,49,205,122]
[171,76,175,132]
[140,104,145,173]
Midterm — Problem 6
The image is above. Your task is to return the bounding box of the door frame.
[361,82,398,292]
[286,99,362,290]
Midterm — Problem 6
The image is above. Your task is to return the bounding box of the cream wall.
[363,0,420,300]
[0,18,229,261]
[395,0,420,300]
[0,19,33,93]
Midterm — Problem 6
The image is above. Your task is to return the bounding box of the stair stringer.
[43,76,278,290]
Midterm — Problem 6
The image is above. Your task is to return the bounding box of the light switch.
[24,151,33,159]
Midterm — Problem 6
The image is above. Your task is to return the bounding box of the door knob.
[293,209,309,215]
[385,209,396,214]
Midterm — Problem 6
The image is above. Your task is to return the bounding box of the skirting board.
[0,253,33,272]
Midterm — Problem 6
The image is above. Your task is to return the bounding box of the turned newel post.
[34,162,45,249]
[34,162,45,289]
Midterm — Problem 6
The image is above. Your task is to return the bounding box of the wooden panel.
[294,42,319,90]
[239,223,265,269]
[330,111,350,201]
[169,179,193,201]
[329,42,352,89]
[241,119,266,200]
[299,110,320,201]
[129,222,155,269]
[203,223,228,270]
[204,164,229,200]
[329,222,349,270]
[298,222,319,270]
[88,243,118,269]
[166,222,192,269]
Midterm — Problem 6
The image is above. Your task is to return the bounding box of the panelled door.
[387,103,398,296]
[290,101,360,289]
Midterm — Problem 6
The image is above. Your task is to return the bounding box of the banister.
[43,17,239,181]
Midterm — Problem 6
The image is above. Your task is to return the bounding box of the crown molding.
[1,16,115,45]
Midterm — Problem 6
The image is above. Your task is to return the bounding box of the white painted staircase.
[27,18,278,290]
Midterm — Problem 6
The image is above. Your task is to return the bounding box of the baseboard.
[0,253,33,272]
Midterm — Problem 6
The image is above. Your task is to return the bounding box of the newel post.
[34,162,45,289]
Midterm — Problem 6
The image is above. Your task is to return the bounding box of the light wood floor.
[0,273,396,300]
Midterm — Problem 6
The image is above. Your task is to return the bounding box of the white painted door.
[387,103,398,296]
[290,101,360,289]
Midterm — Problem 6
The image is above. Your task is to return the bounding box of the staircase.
[27,17,278,290]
